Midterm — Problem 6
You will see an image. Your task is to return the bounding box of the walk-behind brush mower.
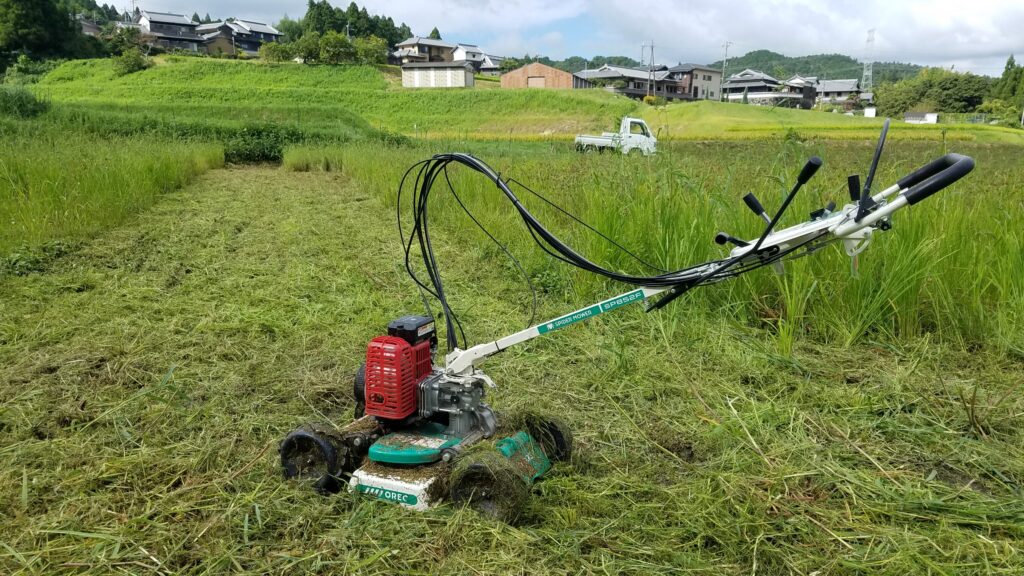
[280,121,974,522]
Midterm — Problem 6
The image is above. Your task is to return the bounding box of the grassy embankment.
[2,141,1023,573]
[34,57,1024,143]
[34,57,636,139]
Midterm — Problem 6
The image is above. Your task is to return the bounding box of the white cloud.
[147,0,1022,74]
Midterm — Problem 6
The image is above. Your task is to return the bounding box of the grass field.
[1,57,1023,574]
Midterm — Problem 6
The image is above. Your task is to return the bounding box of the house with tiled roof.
[392,37,457,63]
[134,10,203,52]
[198,19,282,57]
[576,63,712,101]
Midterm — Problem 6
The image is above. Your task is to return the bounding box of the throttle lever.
[742,193,772,224]
[714,232,749,247]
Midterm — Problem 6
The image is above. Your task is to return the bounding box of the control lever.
[810,201,836,220]
[751,156,822,253]
[714,232,749,247]
[742,193,772,224]
[847,175,861,202]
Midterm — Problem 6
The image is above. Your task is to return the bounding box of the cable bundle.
[397,153,826,351]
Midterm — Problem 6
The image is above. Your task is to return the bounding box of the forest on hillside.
[707,49,922,82]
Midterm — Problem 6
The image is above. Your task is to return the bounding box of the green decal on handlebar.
[538,289,645,334]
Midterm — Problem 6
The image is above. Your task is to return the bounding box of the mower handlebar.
[900,153,975,206]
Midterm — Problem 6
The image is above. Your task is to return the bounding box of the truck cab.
[575,117,657,156]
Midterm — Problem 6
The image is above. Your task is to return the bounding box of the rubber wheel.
[279,428,343,494]
[352,363,366,419]
[449,450,530,524]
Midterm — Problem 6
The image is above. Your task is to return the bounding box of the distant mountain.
[707,50,923,84]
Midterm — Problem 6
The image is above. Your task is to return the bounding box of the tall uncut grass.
[284,139,1024,351]
[0,124,223,255]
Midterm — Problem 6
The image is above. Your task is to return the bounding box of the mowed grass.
[0,121,223,258]
[1,158,1023,574]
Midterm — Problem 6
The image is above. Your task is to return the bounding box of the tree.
[319,30,354,64]
[203,13,212,23]
[0,0,79,56]
[990,55,1022,104]
[191,12,200,23]
[304,0,341,35]
[293,30,320,63]
[259,41,294,62]
[428,27,441,40]
[276,15,304,42]
[500,57,522,72]
[345,3,370,36]
[353,34,386,65]
[105,25,141,55]
[875,67,991,116]
[111,47,150,76]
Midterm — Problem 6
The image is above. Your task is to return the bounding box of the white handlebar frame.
[444,181,915,376]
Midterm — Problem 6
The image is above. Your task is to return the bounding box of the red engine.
[364,316,435,420]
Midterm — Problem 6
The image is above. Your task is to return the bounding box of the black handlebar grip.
[798,157,823,185]
[742,192,766,217]
[897,153,970,191]
[902,154,974,206]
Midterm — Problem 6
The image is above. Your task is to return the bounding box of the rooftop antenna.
[861,28,875,91]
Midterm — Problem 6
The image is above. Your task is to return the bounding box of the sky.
[147,0,1023,76]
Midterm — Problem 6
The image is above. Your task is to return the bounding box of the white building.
[453,44,484,66]
[401,61,475,88]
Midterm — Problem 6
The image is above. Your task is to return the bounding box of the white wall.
[402,68,474,88]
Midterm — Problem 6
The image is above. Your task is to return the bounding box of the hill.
[32,57,1021,145]
[35,57,637,139]
[708,49,923,83]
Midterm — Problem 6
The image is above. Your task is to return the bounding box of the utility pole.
[641,41,655,96]
[346,23,351,40]
[720,40,732,102]
[861,29,875,92]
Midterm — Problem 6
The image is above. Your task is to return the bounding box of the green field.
[2,58,1024,574]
